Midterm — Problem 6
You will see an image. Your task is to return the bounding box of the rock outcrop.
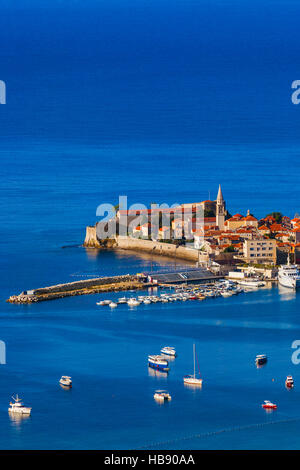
[83,225,102,248]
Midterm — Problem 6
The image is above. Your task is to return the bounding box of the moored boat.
[96,300,111,306]
[285,375,294,388]
[220,291,233,298]
[109,302,118,308]
[8,395,32,415]
[127,298,140,307]
[256,354,267,366]
[59,376,72,387]
[161,346,176,357]
[148,355,169,371]
[154,390,171,401]
[262,400,277,410]
[238,278,265,288]
[278,260,300,289]
[184,344,202,386]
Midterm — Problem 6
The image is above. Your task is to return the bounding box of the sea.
[0,0,300,449]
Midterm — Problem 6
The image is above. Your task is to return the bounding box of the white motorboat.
[118,297,127,304]
[238,278,265,288]
[96,300,111,306]
[59,376,72,387]
[127,298,140,307]
[154,390,171,401]
[220,291,233,298]
[161,346,177,357]
[184,344,203,386]
[278,260,300,289]
[109,302,118,308]
[8,395,32,415]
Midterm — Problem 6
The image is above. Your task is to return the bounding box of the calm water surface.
[1,277,300,449]
[1,0,300,449]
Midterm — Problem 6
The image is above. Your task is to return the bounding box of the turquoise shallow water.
[1,0,300,449]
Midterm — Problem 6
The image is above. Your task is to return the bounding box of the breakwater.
[7,274,146,304]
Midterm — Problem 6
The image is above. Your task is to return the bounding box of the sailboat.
[183,344,203,385]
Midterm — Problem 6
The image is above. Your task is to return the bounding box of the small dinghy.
[109,302,118,308]
[285,375,294,388]
[262,400,277,410]
[59,376,72,387]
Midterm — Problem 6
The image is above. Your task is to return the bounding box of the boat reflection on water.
[60,383,73,391]
[256,363,267,369]
[148,367,168,379]
[160,354,176,362]
[278,285,296,301]
[8,412,31,428]
[183,381,202,390]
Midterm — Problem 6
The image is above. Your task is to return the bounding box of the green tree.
[204,209,215,217]
[224,245,235,253]
[266,212,283,223]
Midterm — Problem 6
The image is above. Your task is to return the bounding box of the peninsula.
[84,185,300,267]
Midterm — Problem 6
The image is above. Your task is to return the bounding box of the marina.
[7,268,222,304]
[95,278,265,309]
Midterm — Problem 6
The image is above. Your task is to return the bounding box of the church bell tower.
[216,184,225,230]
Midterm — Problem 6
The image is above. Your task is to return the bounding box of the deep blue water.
[1,0,300,449]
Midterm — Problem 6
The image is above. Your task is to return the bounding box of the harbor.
[95,279,267,310]
[6,267,223,304]
[8,261,290,306]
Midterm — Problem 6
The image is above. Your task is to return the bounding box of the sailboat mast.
[193,343,196,378]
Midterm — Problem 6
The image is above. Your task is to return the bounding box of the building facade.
[243,239,276,264]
